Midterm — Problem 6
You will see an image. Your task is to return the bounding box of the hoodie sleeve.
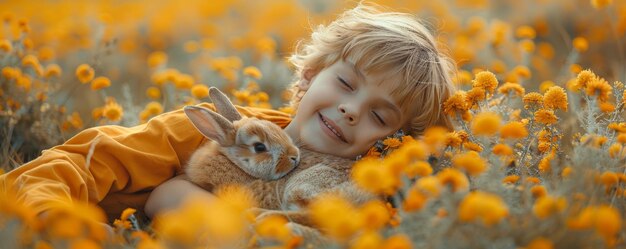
[0,103,292,216]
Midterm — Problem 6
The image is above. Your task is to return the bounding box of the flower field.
[1,0,625,248]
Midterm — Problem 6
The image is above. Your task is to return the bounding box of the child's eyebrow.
[348,61,365,80]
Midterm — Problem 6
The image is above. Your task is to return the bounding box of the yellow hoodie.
[0,103,291,221]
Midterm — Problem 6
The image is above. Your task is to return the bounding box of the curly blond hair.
[286,3,456,136]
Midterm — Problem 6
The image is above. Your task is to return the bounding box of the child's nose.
[339,105,358,124]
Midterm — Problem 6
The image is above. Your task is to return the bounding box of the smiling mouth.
[318,112,348,143]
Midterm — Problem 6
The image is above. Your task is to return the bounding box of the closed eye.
[337,76,354,91]
[372,111,386,126]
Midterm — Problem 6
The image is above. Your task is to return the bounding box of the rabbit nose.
[290,156,299,166]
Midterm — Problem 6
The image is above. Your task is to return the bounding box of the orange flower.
[500,121,528,139]
[497,82,525,96]
[443,91,469,116]
[458,191,509,226]
[146,87,161,99]
[472,71,499,93]
[243,66,262,79]
[534,109,557,125]
[91,76,111,91]
[492,144,513,156]
[533,196,567,219]
[572,37,589,52]
[383,137,402,149]
[76,64,95,84]
[471,112,502,136]
[436,168,469,192]
[191,84,210,99]
[523,92,543,109]
[542,86,568,111]
[453,151,487,176]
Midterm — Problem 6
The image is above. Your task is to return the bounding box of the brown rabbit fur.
[183,87,300,192]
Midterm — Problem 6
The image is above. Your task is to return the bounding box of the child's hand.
[144,174,216,218]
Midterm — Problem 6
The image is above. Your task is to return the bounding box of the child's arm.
[144,174,216,218]
[0,103,291,220]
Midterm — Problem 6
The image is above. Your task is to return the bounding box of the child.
[0,3,455,225]
[145,4,455,216]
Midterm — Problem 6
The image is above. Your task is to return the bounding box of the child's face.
[284,59,408,159]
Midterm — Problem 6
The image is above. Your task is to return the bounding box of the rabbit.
[182,87,301,192]
[187,87,378,229]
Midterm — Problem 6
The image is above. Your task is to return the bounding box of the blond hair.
[287,3,456,136]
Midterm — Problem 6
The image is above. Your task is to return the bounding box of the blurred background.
[1,0,625,166]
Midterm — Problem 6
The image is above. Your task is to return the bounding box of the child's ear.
[297,68,317,90]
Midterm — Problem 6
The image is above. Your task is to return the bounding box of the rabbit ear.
[209,87,243,122]
[184,106,236,146]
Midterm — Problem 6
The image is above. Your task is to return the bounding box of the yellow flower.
[493,144,513,156]
[599,101,615,113]
[576,69,596,90]
[404,161,432,178]
[383,137,402,149]
[174,74,194,89]
[502,175,520,184]
[403,186,429,212]
[453,151,487,176]
[191,84,209,99]
[445,132,463,148]
[381,234,412,249]
[562,166,573,177]
[514,66,531,79]
[103,100,123,122]
[531,185,547,198]
[462,141,483,152]
[76,64,95,84]
[146,87,161,99]
[466,87,487,107]
[415,176,442,197]
[617,133,626,144]
[443,91,469,116]
[16,75,32,91]
[543,86,568,111]
[91,76,111,91]
[44,64,62,78]
[1,66,20,80]
[525,237,554,249]
[0,39,12,53]
[591,0,613,9]
[144,102,163,116]
[498,82,526,96]
[471,112,502,136]
[523,92,544,109]
[519,39,535,53]
[352,158,399,195]
[21,54,39,68]
[515,25,536,39]
[359,200,391,231]
[570,64,582,74]
[572,37,589,52]
[436,168,469,192]
[534,109,557,125]
[538,152,554,172]
[568,205,621,240]
[600,171,619,187]
[255,215,291,241]
[243,66,262,79]
[458,191,509,226]
[350,231,383,249]
[147,51,167,68]
[500,121,528,139]
[533,196,567,219]
[472,71,499,93]
[585,77,612,101]
[608,143,622,158]
[309,194,361,240]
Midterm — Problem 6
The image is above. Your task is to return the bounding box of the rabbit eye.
[253,142,267,153]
